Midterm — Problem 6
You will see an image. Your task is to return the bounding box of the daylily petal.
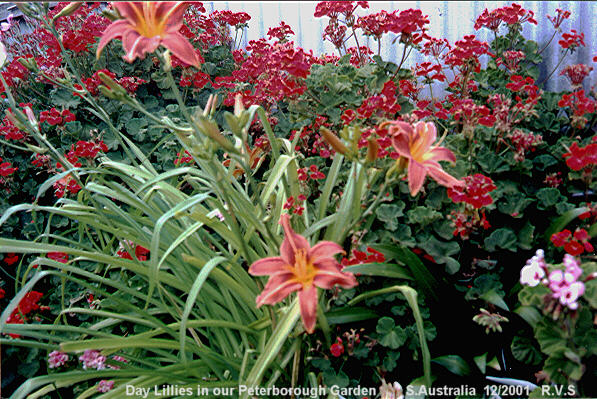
[386,121,414,137]
[256,274,301,306]
[96,20,131,58]
[309,241,345,261]
[313,265,358,289]
[279,213,310,265]
[298,285,318,334]
[248,257,288,276]
[156,2,188,31]
[113,3,146,26]
[414,122,437,150]
[408,160,427,196]
[161,32,202,67]
[122,31,160,62]
[426,164,462,188]
[426,146,456,163]
[390,128,412,158]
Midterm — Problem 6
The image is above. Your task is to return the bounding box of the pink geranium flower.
[97,2,201,67]
[249,214,357,333]
[387,121,462,196]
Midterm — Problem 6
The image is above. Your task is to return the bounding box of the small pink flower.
[249,214,357,334]
[559,281,585,309]
[563,254,583,280]
[98,380,114,393]
[520,263,545,287]
[79,349,106,370]
[548,270,575,299]
[520,249,546,287]
[48,350,69,368]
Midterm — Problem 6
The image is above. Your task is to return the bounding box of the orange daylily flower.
[249,214,357,334]
[387,120,462,196]
[97,2,201,67]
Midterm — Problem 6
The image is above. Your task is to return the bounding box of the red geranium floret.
[447,174,496,209]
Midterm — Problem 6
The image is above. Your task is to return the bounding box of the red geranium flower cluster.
[298,165,325,181]
[559,30,585,50]
[330,337,344,357]
[5,291,45,337]
[314,1,368,19]
[547,8,571,30]
[0,157,18,177]
[558,91,597,129]
[356,8,429,45]
[182,4,236,49]
[32,153,51,169]
[356,81,401,119]
[50,2,109,54]
[507,129,543,162]
[474,3,537,32]
[398,79,420,100]
[210,10,251,28]
[48,252,69,264]
[116,241,150,261]
[579,202,597,222]
[174,150,194,165]
[0,57,31,90]
[544,172,563,188]
[290,116,334,158]
[450,99,496,130]
[53,175,82,199]
[505,75,534,92]
[3,253,19,265]
[484,77,541,134]
[341,246,385,267]
[217,38,314,108]
[267,21,295,42]
[283,194,307,216]
[40,108,76,126]
[449,210,491,240]
[445,35,491,75]
[78,69,146,97]
[0,115,27,141]
[69,140,108,160]
[415,62,446,82]
[180,71,211,89]
[448,174,496,209]
[413,99,449,120]
[422,37,451,59]
[551,229,594,256]
[562,141,597,171]
[560,64,593,87]
[496,50,526,73]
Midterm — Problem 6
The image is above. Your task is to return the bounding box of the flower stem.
[540,49,568,87]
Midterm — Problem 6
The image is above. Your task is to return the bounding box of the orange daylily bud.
[320,127,348,156]
[366,138,379,162]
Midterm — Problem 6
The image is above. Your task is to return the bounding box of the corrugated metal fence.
[204,1,596,92]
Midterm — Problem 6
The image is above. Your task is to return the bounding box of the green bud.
[52,2,84,22]
[97,72,127,97]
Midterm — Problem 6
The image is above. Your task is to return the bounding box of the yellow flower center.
[409,126,434,163]
[289,248,317,289]
[132,4,168,38]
